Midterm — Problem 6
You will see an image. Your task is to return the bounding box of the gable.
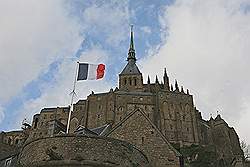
[106,109,181,167]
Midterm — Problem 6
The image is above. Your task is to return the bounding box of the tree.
[240,140,250,160]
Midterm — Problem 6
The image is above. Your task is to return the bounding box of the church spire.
[127,25,136,61]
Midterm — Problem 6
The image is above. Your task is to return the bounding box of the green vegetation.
[173,144,225,167]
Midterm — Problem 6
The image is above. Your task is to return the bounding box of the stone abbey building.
[0,29,246,167]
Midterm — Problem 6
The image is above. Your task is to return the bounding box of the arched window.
[170,124,173,130]
[129,78,132,85]
[8,138,11,145]
[15,139,19,145]
[141,137,145,145]
[124,78,127,85]
[134,78,137,86]
[34,117,38,129]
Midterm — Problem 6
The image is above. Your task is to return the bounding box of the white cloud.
[140,0,250,143]
[82,1,129,46]
[14,47,112,128]
[1,1,131,129]
[140,26,152,34]
[0,0,82,103]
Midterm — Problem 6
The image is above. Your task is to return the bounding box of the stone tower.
[119,26,143,91]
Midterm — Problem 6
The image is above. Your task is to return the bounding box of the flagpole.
[66,62,79,134]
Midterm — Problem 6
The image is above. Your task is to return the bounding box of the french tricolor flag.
[77,63,105,80]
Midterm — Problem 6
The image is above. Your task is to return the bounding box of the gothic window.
[183,115,185,121]
[134,78,137,86]
[170,124,173,130]
[141,137,145,145]
[34,117,38,129]
[124,78,127,85]
[129,78,132,85]
[8,138,11,145]
[15,139,19,145]
[187,127,189,132]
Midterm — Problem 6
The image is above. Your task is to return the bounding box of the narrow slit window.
[141,137,145,145]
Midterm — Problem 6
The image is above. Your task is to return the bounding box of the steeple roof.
[120,25,141,75]
[120,61,141,74]
[127,25,136,61]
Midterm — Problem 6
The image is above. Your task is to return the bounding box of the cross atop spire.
[127,25,136,61]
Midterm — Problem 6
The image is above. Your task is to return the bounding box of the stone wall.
[198,115,244,166]
[29,107,69,140]
[157,91,199,145]
[76,87,199,148]
[18,135,150,167]
[0,131,26,146]
[107,109,181,167]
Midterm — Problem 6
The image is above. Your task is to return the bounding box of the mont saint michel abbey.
[0,29,248,167]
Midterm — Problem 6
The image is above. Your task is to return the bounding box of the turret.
[170,84,173,91]
[163,68,170,90]
[147,75,150,84]
[181,86,184,93]
[155,75,159,84]
[175,80,179,92]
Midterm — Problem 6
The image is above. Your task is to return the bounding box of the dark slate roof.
[91,124,111,136]
[120,61,141,75]
[74,126,98,136]
[74,124,112,136]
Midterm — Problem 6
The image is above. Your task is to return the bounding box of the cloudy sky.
[0,0,250,144]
